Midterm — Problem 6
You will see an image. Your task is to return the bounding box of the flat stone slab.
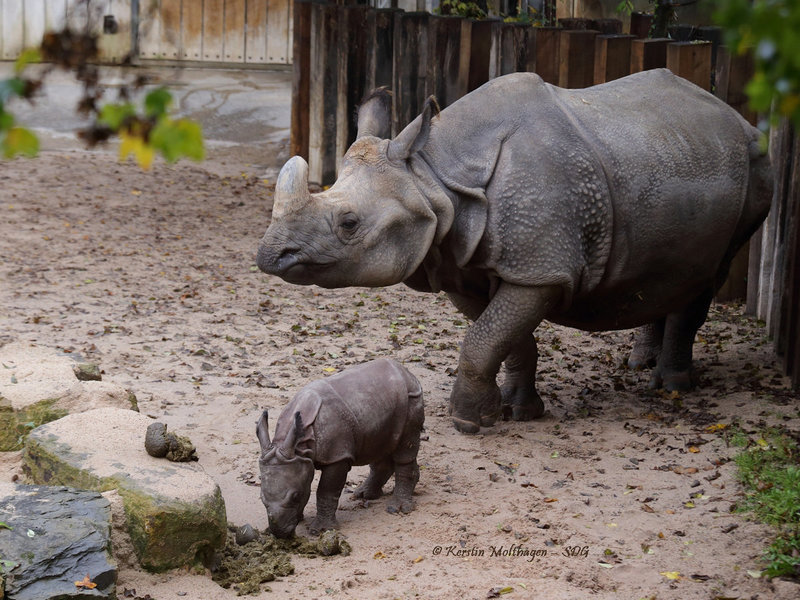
[0,483,116,600]
[22,407,227,572]
[0,342,138,451]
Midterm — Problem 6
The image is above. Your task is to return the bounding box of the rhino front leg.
[450,284,561,434]
[448,293,543,423]
[309,461,350,535]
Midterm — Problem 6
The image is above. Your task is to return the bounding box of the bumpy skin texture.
[257,70,774,434]
[256,358,424,538]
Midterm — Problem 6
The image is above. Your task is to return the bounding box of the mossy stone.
[22,408,227,572]
[0,398,68,452]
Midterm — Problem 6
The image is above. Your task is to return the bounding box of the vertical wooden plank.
[2,0,24,59]
[746,226,763,315]
[457,19,472,99]
[160,0,182,59]
[559,29,597,89]
[666,41,712,91]
[629,11,652,38]
[181,0,203,60]
[776,134,800,376]
[428,15,464,108]
[468,18,497,93]
[534,26,560,85]
[393,11,429,132]
[715,45,756,125]
[630,38,669,73]
[335,4,348,173]
[203,0,225,61]
[98,0,133,63]
[139,0,162,58]
[372,8,397,92]
[291,0,312,159]
[246,0,268,63]
[307,2,337,185]
[223,0,245,62]
[344,5,370,147]
[593,34,634,85]
[267,0,290,64]
[44,0,69,32]
[25,0,47,49]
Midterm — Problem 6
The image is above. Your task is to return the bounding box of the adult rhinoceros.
[256,69,773,434]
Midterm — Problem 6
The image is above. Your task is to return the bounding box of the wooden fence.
[290,1,800,391]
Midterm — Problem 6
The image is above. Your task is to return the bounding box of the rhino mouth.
[257,246,333,282]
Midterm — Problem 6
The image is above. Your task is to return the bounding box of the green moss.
[22,432,226,572]
[127,391,139,412]
[0,399,68,452]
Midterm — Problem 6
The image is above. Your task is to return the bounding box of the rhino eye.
[339,214,359,233]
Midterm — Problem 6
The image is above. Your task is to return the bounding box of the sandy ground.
[2,148,800,600]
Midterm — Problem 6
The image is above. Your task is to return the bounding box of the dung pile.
[212,525,352,595]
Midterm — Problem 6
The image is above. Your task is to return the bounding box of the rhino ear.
[256,410,271,451]
[356,87,393,140]
[280,412,304,458]
[387,96,440,162]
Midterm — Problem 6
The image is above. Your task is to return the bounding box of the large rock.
[0,483,116,600]
[22,407,227,572]
[0,342,138,451]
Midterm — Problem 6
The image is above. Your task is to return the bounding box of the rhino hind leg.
[353,457,393,500]
[628,319,666,370]
[649,289,714,392]
[501,335,546,421]
[387,460,419,514]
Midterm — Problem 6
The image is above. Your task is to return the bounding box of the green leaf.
[2,126,39,158]
[14,48,41,74]
[149,117,204,163]
[0,521,12,530]
[98,102,136,131]
[0,108,15,132]
[0,77,26,104]
[144,87,173,118]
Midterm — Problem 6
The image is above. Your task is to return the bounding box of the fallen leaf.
[641,503,655,513]
[487,586,514,597]
[75,575,97,589]
[543,498,558,503]
[688,446,700,453]
[373,551,387,559]
[323,367,337,373]
[746,570,762,578]
[412,556,424,564]
[660,571,681,580]
[705,423,729,433]
[597,562,614,568]
[684,501,695,508]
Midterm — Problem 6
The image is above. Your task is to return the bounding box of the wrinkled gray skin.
[256,358,424,538]
[257,70,773,434]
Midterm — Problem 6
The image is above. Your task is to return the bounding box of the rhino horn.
[279,412,304,459]
[256,409,271,451]
[273,156,311,217]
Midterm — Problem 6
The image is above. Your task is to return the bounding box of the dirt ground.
[2,149,800,600]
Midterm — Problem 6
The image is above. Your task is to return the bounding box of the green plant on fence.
[731,427,800,578]
[714,0,800,129]
[436,0,486,19]
[615,0,635,16]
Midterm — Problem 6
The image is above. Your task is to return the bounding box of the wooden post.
[428,15,467,109]
[589,19,622,35]
[291,0,314,161]
[497,22,535,76]
[559,30,598,89]
[307,2,339,186]
[715,45,756,125]
[468,19,499,93]
[394,12,430,132]
[630,38,669,73]
[594,34,634,84]
[629,12,652,38]
[370,9,398,93]
[534,26,561,85]
[666,41,712,91]
[337,4,371,166]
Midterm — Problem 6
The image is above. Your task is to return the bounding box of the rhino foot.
[308,516,338,536]
[500,383,545,421]
[353,484,383,500]
[649,368,694,392]
[386,496,415,514]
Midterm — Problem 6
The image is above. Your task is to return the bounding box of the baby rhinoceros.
[256,358,424,538]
